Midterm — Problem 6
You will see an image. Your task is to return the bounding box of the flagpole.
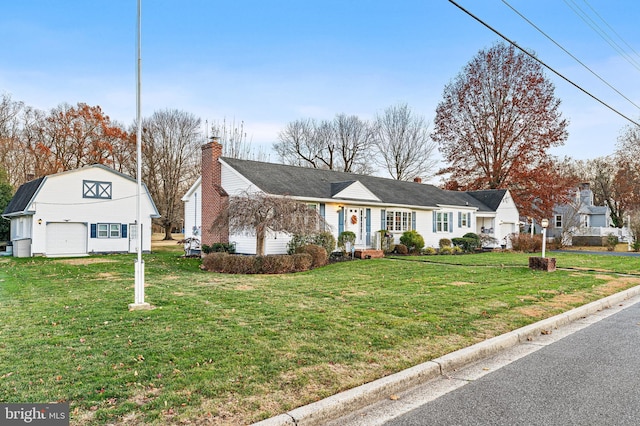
[130,0,150,310]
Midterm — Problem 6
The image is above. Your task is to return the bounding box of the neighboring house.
[182,176,202,241]
[546,183,629,244]
[2,165,160,257]
[185,139,519,255]
[465,189,521,247]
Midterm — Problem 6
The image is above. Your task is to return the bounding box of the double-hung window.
[461,212,469,227]
[555,215,562,228]
[97,223,121,238]
[436,212,449,232]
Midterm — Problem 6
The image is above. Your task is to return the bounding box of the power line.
[563,0,640,72]
[447,0,640,128]
[581,0,640,65]
[501,0,640,111]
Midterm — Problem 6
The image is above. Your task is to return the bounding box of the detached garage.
[2,165,159,257]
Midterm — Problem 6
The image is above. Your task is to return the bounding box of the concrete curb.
[253,285,640,426]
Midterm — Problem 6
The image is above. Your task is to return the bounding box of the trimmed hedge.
[452,233,481,253]
[287,231,336,256]
[295,244,328,268]
[395,244,409,255]
[439,238,452,248]
[201,252,314,274]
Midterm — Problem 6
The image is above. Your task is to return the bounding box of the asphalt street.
[332,295,640,426]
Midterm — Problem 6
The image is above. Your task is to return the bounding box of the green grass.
[1,249,639,424]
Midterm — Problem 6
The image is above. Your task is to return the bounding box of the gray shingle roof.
[221,157,501,212]
[2,177,45,216]
[466,189,508,212]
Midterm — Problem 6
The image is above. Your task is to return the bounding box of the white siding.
[183,190,201,240]
[265,231,291,255]
[221,164,259,195]
[333,182,379,201]
[494,191,520,248]
[230,231,292,255]
[230,233,256,255]
[25,166,156,257]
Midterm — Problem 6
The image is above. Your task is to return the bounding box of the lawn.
[1,246,640,425]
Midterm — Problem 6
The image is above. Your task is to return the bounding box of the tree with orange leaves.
[27,103,132,177]
[432,42,573,220]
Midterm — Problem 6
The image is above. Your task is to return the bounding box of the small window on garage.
[109,224,120,238]
[83,180,112,199]
[97,223,109,238]
[96,223,122,238]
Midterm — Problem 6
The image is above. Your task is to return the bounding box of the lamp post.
[541,218,549,258]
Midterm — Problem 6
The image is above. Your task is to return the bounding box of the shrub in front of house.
[287,234,308,255]
[287,231,336,256]
[314,231,337,256]
[463,232,481,250]
[202,252,225,271]
[292,253,314,271]
[202,242,236,254]
[452,233,481,253]
[226,254,259,274]
[399,230,425,254]
[395,244,409,255]
[422,246,437,255]
[295,244,328,268]
[479,233,499,248]
[509,234,542,253]
[452,246,463,254]
[439,246,453,255]
[338,231,356,253]
[439,238,452,248]
[202,252,314,274]
[605,234,618,251]
[257,254,294,274]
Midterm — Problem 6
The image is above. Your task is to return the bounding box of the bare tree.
[374,103,437,181]
[141,109,203,240]
[334,114,376,174]
[274,118,330,168]
[274,114,375,173]
[209,118,267,161]
[211,191,328,256]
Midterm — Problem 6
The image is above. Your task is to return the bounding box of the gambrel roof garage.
[2,165,160,257]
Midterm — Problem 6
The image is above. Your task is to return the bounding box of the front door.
[129,223,138,253]
[346,207,367,246]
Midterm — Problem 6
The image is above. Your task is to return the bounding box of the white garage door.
[46,223,88,256]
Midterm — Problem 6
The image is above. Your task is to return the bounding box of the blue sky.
[2,0,639,167]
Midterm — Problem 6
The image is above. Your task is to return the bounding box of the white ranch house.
[183,140,519,255]
[2,165,160,257]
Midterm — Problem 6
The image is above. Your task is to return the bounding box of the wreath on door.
[351,214,358,225]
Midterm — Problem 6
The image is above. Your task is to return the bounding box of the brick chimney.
[201,137,229,246]
[413,177,422,183]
